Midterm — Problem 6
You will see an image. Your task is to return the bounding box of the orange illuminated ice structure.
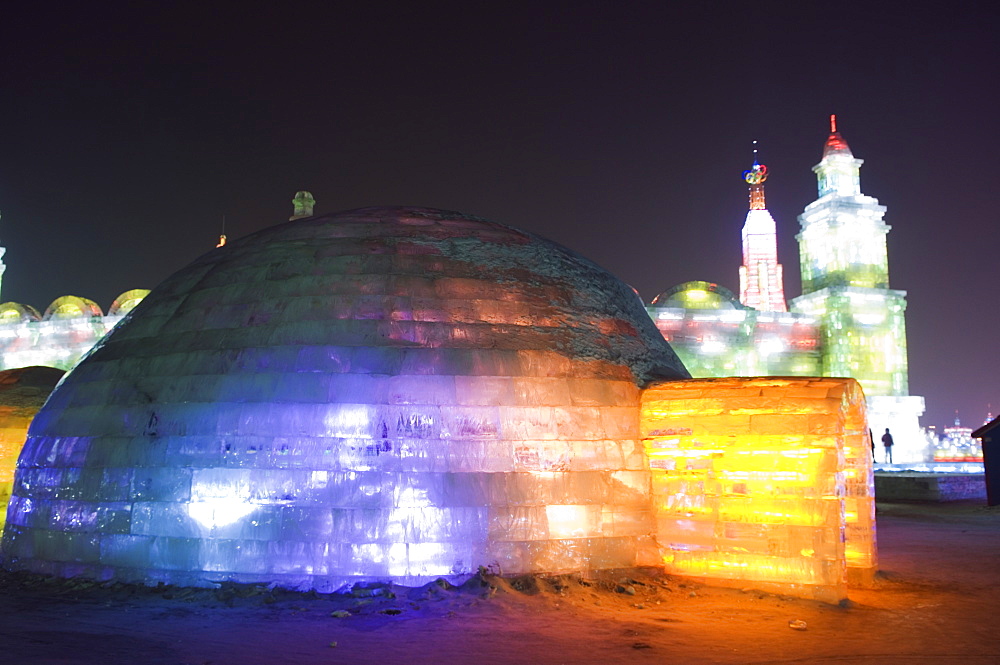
[641,377,876,602]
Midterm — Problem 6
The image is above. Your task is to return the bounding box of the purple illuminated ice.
[3,206,687,590]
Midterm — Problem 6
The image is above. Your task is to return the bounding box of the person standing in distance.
[881,428,894,464]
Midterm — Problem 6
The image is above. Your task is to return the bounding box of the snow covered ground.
[1,500,998,665]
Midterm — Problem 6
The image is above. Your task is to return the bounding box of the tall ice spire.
[738,142,787,312]
[790,115,925,461]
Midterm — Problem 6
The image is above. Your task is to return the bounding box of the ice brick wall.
[640,377,876,602]
[2,207,687,590]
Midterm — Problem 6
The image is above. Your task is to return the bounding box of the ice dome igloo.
[2,206,689,590]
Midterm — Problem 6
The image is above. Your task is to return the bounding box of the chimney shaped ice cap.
[290,191,316,220]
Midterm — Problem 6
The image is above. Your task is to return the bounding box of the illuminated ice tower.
[790,116,926,461]
[738,148,787,312]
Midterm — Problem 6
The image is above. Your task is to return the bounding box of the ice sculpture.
[641,377,876,602]
[0,366,65,534]
[2,206,688,590]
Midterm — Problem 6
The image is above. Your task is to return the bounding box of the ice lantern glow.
[641,377,877,602]
[2,206,689,590]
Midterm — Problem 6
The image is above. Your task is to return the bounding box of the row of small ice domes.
[0,290,151,323]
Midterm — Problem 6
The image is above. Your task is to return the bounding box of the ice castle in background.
[0,120,928,463]
[649,117,927,462]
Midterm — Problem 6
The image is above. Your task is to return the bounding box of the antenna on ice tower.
[217,215,227,248]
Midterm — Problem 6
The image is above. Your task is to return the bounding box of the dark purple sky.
[0,2,996,430]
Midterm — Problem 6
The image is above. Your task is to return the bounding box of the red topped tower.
[738,144,787,312]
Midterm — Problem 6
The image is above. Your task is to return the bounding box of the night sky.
[0,2,996,431]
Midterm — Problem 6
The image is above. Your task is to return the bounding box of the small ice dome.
[3,206,688,590]
[651,281,743,310]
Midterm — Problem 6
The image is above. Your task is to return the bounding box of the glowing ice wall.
[3,207,687,590]
[0,367,64,534]
[641,377,876,602]
[647,305,820,379]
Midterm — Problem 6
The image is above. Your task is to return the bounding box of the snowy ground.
[1,501,998,665]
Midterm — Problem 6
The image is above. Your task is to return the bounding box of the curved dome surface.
[650,281,743,310]
[3,206,687,590]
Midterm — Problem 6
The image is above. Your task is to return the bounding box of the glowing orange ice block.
[640,377,876,602]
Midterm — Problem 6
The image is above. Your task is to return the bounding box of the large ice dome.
[2,206,687,590]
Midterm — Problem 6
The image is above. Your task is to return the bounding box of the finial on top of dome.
[830,114,837,133]
[291,191,316,221]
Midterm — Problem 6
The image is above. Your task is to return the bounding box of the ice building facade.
[648,118,926,461]
[647,281,820,378]
[1,205,875,602]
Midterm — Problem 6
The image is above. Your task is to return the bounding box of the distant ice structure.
[2,206,689,590]
[648,281,820,378]
[649,117,927,463]
[933,416,984,462]
[0,291,150,371]
[791,118,925,462]
[738,151,787,312]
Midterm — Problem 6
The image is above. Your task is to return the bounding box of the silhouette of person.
[881,428,894,464]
